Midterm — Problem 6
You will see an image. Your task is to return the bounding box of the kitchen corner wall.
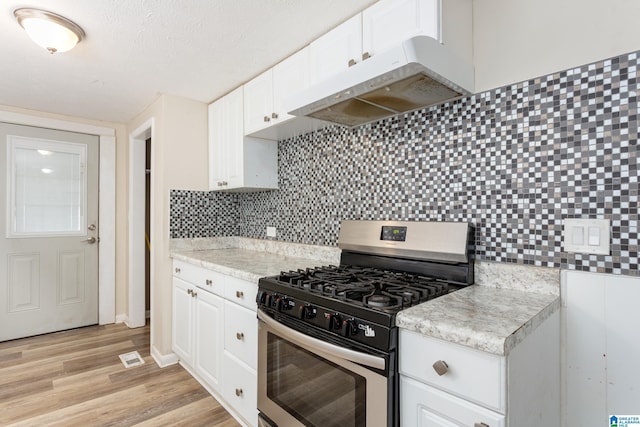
[170,49,639,277]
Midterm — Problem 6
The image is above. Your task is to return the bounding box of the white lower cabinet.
[401,375,505,427]
[171,276,195,365]
[222,351,258,425]
[194,289,224,390]
[399,309,560,427]
[172,260,258,427]
[172,274,224,391]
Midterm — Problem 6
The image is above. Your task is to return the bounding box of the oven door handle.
[257,309,386,371]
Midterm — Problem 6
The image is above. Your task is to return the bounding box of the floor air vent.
[118,351,145,368]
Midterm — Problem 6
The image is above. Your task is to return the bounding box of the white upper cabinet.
[362,0,440,57]
[309,0,441,84]
[272,48,310,125]
[309,14,362,85]
[209,86,243,190]
[243,70,274,135]
[209,87,277,192]
[244,48,310,136]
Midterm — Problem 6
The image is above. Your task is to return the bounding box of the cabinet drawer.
[399,329,505,412]
[222,351,258,427]
[401,376,505,427]
[224,301,258,370]
[173,260,225,297]
[225,276,258,311]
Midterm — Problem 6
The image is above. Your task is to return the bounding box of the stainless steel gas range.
[256,220,474,427]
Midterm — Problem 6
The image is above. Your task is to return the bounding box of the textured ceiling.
[0,0,377,123]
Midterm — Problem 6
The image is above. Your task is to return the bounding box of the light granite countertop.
[171,238,560,357]
[171,248,332,283]
[396,285,560,356]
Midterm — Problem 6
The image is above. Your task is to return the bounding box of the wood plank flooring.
[0,323,240,427]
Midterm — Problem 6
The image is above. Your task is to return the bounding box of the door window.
[6,135,87,237]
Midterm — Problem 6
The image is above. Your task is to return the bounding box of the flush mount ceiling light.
[14,8,85,54]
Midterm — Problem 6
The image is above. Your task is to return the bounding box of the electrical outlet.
[563,218,610,255]
[266,226,276,238]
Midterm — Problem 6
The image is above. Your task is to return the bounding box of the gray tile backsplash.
[171,50,639,276]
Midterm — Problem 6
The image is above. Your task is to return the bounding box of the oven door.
[257,309,388,427]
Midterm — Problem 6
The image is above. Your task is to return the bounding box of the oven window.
[267,332,367,427]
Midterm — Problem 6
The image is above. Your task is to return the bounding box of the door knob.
[81,237,98,244]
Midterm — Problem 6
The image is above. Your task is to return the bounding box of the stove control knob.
[256,291,268,305]
[298,304,316,319]
[341,319,358,337]
[271,295,281,310]
[278,297,294,312]
[327,313,342,330]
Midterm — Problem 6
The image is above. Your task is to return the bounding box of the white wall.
[126,94,208,358]
[473,0,640,92]
[562,271,640,426]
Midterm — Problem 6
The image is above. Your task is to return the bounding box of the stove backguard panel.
[170,49,639,277]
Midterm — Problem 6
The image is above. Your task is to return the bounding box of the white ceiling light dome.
[14,8,85,54]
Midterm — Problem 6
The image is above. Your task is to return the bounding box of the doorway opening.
[145,137,151,318]
[128,119,153,329]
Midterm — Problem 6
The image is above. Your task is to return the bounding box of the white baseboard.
[151,345,179,368]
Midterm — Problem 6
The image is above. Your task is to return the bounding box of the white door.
[0,122,99,341]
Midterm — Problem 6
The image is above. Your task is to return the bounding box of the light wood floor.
[0,323,240,427]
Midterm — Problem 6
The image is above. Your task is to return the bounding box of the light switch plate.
[563,218,610,255]
[266,226,277,238]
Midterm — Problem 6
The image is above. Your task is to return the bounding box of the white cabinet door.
[309,14,362,84]
[244,69,274,135]
[224,301,258,370]
[194,289,224,392]
[362,0,440,57]
[208,86,244,190]
[244,47,310,136]
[208,99,224,189]
[401,376,505,427]
[172,277,194,365]
[223,351,258,427]
[224,275,258,311]
[273,47,310,121]
[400,329,505,412]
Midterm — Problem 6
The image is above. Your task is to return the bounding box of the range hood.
[285,35,474,127]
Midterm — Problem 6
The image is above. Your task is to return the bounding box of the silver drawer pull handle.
[236,332,244,340]
[474,423,490,427]
[187,289,192,295]
[235,388,243,397]
[174,267,181,273]
[206,279,212,286]
[432,360,449,376]
[236,290,244,298]
[348,58,356,67]
[191,290,197,298]
[271,112,278,119]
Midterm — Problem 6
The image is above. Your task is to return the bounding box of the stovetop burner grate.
[274,265,451,312]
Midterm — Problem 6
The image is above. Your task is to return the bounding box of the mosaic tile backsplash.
[170,50,639,276]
